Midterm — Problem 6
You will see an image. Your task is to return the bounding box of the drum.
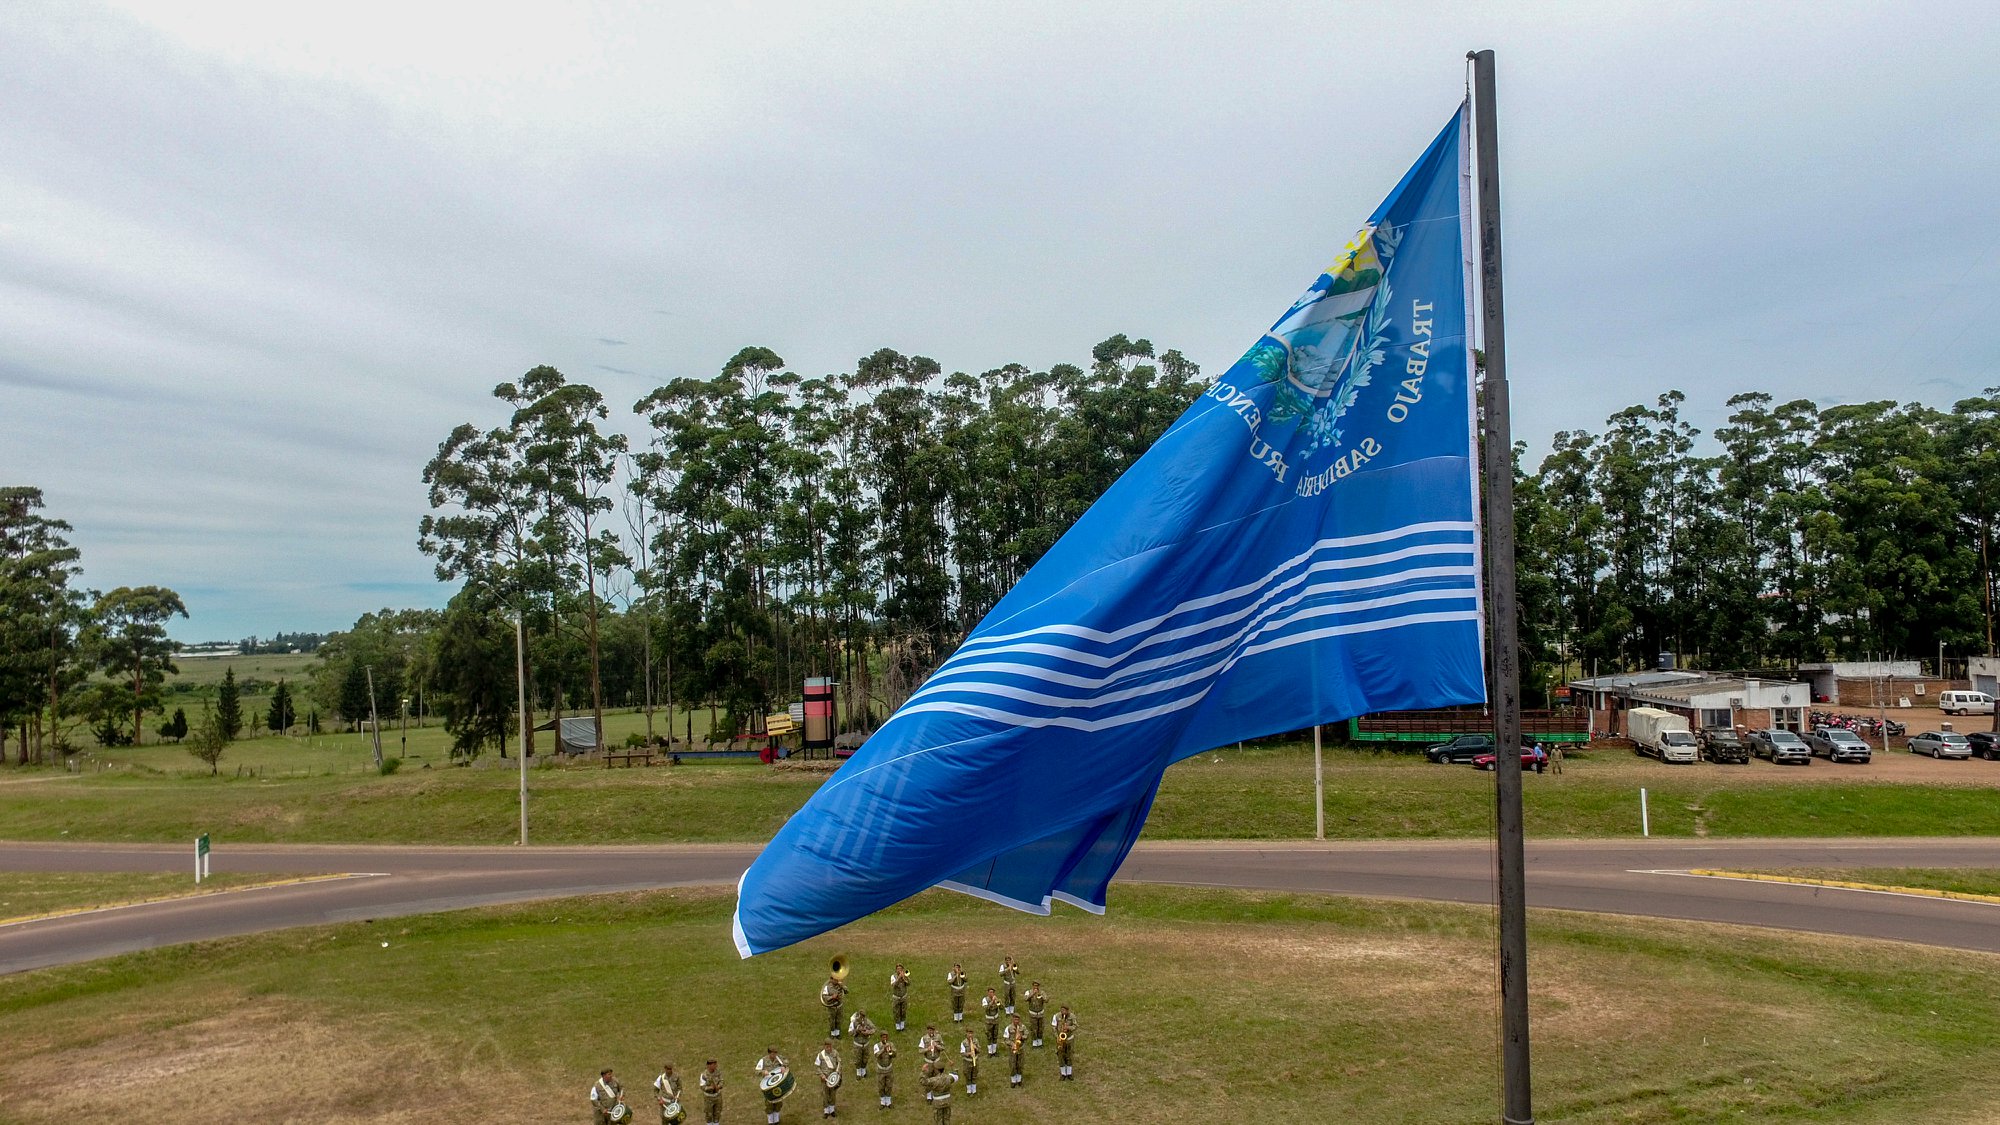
[660,1099,685,1124]
[759,1067,796,1103]
[608,1102,632,1124]
[823,1069,841,1090]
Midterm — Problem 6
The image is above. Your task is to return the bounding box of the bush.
[378,757,402,776]
[624,732,648,748]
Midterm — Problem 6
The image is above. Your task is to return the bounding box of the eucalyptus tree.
[852,348,952,689]
[84,585,187,746]
[0,486,88,762]
[1948,388,2000,655]
[502,365,630,752]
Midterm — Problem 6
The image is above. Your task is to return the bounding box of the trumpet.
[830,953,850,982]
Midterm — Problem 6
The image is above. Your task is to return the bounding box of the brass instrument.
[830,953,850,981]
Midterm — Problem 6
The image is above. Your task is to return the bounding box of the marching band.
[589,955,1081,1122]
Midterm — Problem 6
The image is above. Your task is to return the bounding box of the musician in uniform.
[920,1060,958,1125]
[1053,1006,1078,1080]
[998,955,1019,1013]
[1023,982,1048,1047]
[888,963,911,1031]
[945,963,967,1022]
[980,988,1003,1055]
[1004,1014,1027,1087]
[821,972,849,1038]
[813,1040,842,1119]
[654,1063,686,1125]
[848,1009,877,1076]
[871,1031,897,1109]
[699,1059,725,1125]
[917,1025,945,1066]
[592,1068,627,1125]
[956,1020,980,1088]
[755,1047,790,1125]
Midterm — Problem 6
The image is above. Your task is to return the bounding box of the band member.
[848,1008,877,1076]
[872,1032,897,1109]
[1054,1006,1078,1080]
[700,1059,724,1125]
[1005,1014,1027,1087]
[592,1068,626,1125]
[998,956,1019,1013]
[821,972,849,1038]
[755,1047,790,1125]
[888,963,911,1031]
[920,1060,958,1125]
[813,1040,841,1119]
[812,1040,844,1112]
[946,963,967,1022]
[981,988,1003,1055]
[1023,982,1048,1047]
[655,1063,686,1125]
[917,1025,945,1065]
[957,1028,981,1095]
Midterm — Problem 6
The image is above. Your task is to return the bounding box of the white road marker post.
[195,833,211,883]
[1639,789,1650,838]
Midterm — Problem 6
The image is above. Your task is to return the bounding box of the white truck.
[1628,707,1699,764]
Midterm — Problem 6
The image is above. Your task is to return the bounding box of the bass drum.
[659,1099,686,1124]
[759,1067,796,1103]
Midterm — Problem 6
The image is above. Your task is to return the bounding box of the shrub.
[378,757,402,776]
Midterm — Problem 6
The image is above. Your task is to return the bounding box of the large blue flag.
[734,107,1483,956]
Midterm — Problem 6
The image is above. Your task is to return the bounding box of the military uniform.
[921,1064,957,1125]
[592,1073,625,1125]
[699,1063,725,1125]
[1023,985,1048,1047]
[981,991,1002,1055]
[1054,1009,1078,1080]
[813,1045,841,1119]
[946,966,967,1022]
[888,967,911,1031]
[1004,1017,1027,1087]
[654,1068,686,1125]
[957,1033,980,1094]
[821,976,848,1038]
[848,1012,877,1076]
[917,1027,945,1066]
[998,957,1019,1013]
[871,1036,897,1109]
[754,1052,790,1125]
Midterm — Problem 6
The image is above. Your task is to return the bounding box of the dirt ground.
[1591,702,2000,785]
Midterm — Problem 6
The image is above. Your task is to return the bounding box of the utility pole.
[1313,724,1325,840]
[365,666,384,769]
[516,611,530,846]
[1470,47,1534,1125]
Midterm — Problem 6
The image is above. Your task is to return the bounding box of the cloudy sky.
[3,1,1995,642]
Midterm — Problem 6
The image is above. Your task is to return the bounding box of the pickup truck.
[1750,728,1811,765]
[1805,727,1872,763]
[1698,728,1750,764]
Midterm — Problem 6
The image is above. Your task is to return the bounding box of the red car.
[1473,746,1547,773]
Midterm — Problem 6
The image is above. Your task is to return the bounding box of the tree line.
[7,357,1997,764]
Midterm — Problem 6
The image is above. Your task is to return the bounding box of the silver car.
[1908,731,1973,759]
[1805,727,1872,763]
[1750,728,1811,765]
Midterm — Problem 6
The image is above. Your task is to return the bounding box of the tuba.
[830,953,850,981]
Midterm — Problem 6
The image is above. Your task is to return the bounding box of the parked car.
[1473,746,1548,773]
[1939,690,1995,716]
[1908,731,1973,759]
[1698,727,1751,764]
[1968,731,2000,760]
[1749,728,1811,765]
[1805,726,1873,764]
[1427,734,1495,764]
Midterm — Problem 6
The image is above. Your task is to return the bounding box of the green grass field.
[3,885,1997,1122]
[10,742,2000,845]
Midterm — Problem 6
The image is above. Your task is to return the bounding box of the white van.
[1940,690,1995,716]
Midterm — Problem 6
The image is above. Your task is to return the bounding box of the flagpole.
[1469,47,1534,1125]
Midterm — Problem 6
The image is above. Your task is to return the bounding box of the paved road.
[5,837,2000,974]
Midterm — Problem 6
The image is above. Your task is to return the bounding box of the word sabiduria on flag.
[733,105,1483,957]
